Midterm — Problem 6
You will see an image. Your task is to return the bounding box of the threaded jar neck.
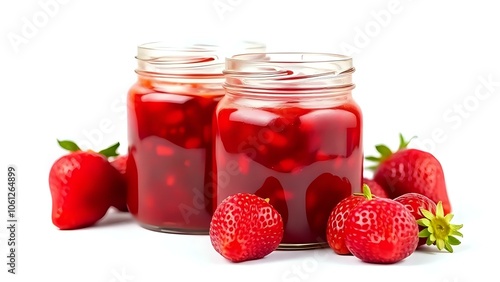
[223,52,355,98]
[135,41,266,79]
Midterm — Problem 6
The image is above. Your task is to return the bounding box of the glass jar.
[127,41,265,234]
[213,52,363,249]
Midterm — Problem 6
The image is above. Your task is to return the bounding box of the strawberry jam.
[126,42,265,234]
[127,81,222,233]
[214,53,363,248]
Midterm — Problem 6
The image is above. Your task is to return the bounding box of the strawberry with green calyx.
[417,201,463,253]
[49,140,124,229]
[59,139,129,212]
[365,133,414,171]
[343,184,419,264]
[365,133,453,214]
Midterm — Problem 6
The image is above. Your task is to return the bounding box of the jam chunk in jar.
[214,53,363,248]
[127,42,265,234]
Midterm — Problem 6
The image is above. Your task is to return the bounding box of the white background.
[1,0,499,281]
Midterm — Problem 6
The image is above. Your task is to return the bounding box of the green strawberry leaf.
[375,145,392,157]
[57,140,81,152]
[397,133,415,151]
[448,236,461,245]
[444,242,453,253]
[418,228,431,238]
[98,142,120,158]
[365,156,380,162]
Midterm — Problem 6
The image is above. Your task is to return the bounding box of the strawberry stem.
[416,201,463,253]
[362,184,373,200]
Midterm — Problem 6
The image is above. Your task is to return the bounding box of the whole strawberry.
[366,134,452,214]
[110,154,128,212]
[394,193,436,247]
[49,140,123,230]
[363,178,389,198]
[209,193,284,262]
[326,192,367,255]
[344,186,419,264]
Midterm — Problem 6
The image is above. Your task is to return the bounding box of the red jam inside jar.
[126,42,265,234]
[214,53,363,248]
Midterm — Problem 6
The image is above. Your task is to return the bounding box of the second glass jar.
[213,53,363,249]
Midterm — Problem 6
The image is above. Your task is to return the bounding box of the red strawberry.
[326,188,368,255]
[49,140,123,230]
[366,134,452,214]
[363,178,389,198]
[344,186,419,264]
[209,193,284,262]
[394,193,436,247]
[110,154,128,212]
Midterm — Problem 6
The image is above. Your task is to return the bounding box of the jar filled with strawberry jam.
[213,53,363,249]
[127,41,265,234]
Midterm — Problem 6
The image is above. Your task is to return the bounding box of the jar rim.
[227,52,352,65]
